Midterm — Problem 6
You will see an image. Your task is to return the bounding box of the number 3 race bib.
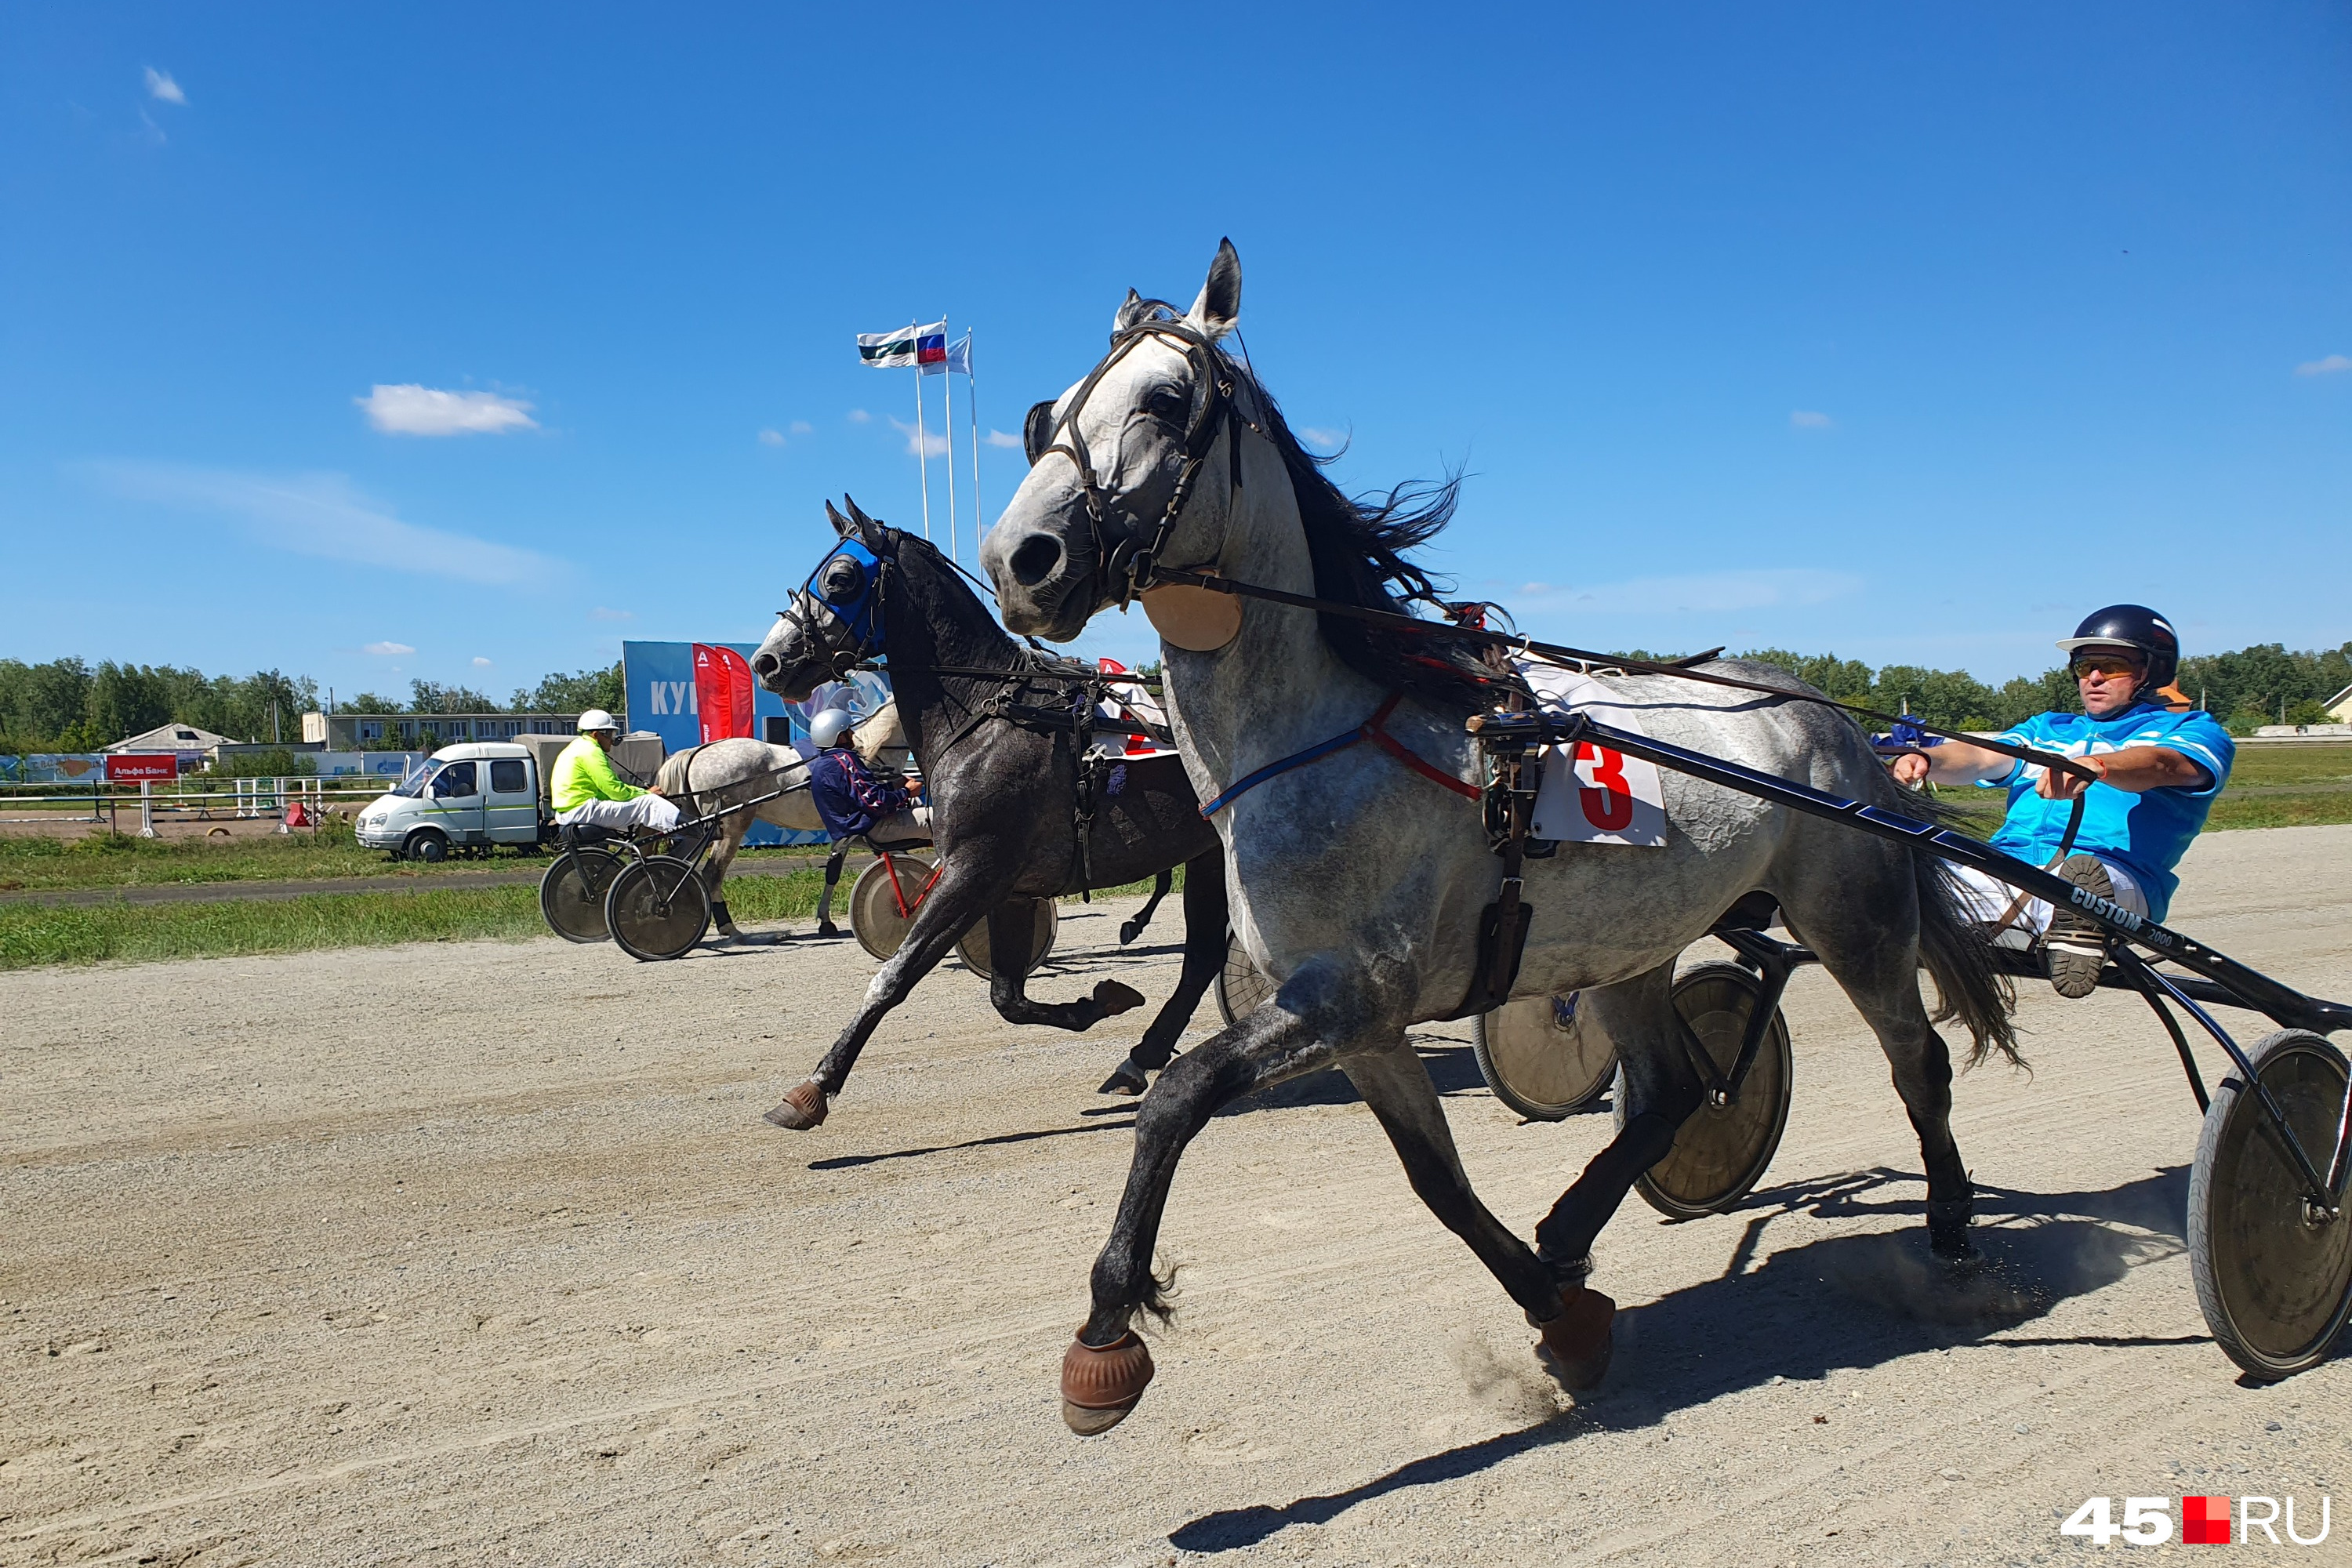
[1515,662,1670,848]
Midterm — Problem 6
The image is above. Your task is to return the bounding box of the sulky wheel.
[1621,962,1795,1220]
[1213,929,1279,1025]
[539,849,621,943]
[848,852,938,962]
[2188,1029,2352,1381]
[955,896,1060,979]
[602,855,712,962]
[1473,993,1617,1121]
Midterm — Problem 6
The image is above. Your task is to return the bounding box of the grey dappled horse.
[651,704,899,942]
[984,241,2015,1432]
[748,502,1229,1131]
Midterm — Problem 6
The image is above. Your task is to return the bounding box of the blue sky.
[3,3,2346,705]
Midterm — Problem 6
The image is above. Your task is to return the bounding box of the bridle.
[775,532,891,682]
[1025,303,1265,608]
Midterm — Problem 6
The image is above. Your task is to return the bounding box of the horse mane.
[1218,347,1502,710]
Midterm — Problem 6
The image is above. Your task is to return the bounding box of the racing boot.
[2042,853,2115,1000]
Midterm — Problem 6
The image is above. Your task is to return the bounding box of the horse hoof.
[764,1080,830,1131]
[815,922,844,940]
[1926,1196,1975,1260]
[1118,920,1143,946]
[1092,981,1147,1017]
[1531,1286,1615,1392]
[1098,1058,1149,1096]
[1059,1328,1152,1436]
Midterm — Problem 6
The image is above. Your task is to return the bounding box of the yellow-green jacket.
[552,735,646,812]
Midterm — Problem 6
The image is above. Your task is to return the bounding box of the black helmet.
[2056,604,2180,693]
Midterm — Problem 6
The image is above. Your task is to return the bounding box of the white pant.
[557,794,681,834]
[866,806,933,847]
[1949,857,2147,945]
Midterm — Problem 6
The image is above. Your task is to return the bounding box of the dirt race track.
[5,829,2350,1567]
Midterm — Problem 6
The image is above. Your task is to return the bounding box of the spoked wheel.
[848,852,938,962]
[1621,962,1795,1220]
[955,897,1060,979]
[1213,929,1279,1025]
[1473,993,1617,1120]
[2189,1029,2352,1381]
[539,849,621,943]
[603,855,712,962]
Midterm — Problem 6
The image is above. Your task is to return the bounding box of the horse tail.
[1869,768,2020,1069]
[655,744,700,801]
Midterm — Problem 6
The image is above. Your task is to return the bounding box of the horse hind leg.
[704,813,749,941]
[1101,851,1225,1095]
[1119,869,1173,946]
[814,844,848,938]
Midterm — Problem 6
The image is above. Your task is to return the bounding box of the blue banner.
[622,641,827,846]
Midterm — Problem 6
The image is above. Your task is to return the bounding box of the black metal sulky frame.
[1474,709,2352,1221]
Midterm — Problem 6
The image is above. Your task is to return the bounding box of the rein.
[1196,691,1479,818]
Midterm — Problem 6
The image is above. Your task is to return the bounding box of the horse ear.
[1112,288,1151,333]
[825,499,852,537]
[842,494,886,550]
[1187,239,1242,340]
[1023,399,1058,465]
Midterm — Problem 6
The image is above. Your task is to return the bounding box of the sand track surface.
[4,828,2350,1566]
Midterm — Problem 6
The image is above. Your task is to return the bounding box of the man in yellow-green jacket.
[552,710,681,834]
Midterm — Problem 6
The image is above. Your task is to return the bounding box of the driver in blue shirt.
[1887,605,2233,998]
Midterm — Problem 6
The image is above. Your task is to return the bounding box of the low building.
[2328,683,2352,724]
[301,710,586,750]
[105,722,240,755]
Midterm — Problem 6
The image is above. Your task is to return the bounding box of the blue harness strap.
[1199,692,1480,818]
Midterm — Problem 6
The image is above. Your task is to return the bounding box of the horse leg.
[985,896,1148,1031]
[763,858,1014,1131]
[1119,869,1174,946]
[1785,866,1976,1258]
[703,814,749,942]
[814,844,848,938]
[1099,851,1225,1095]
[1529,966,1708,1375]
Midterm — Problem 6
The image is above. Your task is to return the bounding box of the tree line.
[0,659,626,753]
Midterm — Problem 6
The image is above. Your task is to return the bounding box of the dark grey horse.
[749,499,1228,1131]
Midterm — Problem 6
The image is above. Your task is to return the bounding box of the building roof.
[105,722,239,753]
[2327,682,2352,711]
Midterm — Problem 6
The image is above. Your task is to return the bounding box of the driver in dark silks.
[1884,604,2233,999]
[805,708,931,848]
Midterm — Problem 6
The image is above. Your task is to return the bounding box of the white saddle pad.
[1513,659,1669,848]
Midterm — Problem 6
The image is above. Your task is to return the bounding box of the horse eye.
[1146,388,1188,423]
[822,559,864,597]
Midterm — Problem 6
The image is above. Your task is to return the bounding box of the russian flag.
[915,321,948,368]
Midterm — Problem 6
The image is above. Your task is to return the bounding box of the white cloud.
[1509,567,1864,615]
[365,641,416,657]
[984,429,1023,448]
[758,428,786,447]
[847,408,871,423]
[470,656,492,668]
[357,384,539,437]
[2295,354,2351,377]
[790,420,815,436]
[143,67,185,105]
[889,416,950,458]
[590,606,634,622]
[1789,410,1835,430]
[86,462,561,586]
[1298,426,1349,448]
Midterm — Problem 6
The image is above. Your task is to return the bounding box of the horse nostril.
[1008,532,1064,588]
[752,653,777,679]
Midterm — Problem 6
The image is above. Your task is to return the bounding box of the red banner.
[104,753,180,782]
[692,644,757,744]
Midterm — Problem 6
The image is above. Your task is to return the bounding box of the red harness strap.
[1359,691,1483,800]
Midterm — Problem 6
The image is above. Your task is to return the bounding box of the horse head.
[982,241,1247,641]
[753,496,892,700]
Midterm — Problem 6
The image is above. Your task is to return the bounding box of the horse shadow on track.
[1169,1163,2194,1554]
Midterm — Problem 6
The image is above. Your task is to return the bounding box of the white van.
[354,742,548,861]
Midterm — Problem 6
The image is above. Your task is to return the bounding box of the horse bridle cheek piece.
[1032,305,1261,653]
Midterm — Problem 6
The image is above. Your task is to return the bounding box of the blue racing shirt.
[1980,702,2234,922]
[808,747,912,840]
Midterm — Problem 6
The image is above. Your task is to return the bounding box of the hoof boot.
[1098,1057,1149,1097]
[1093,980,1147,1017]
[1060,1328,1153,1436]
[764,1080,830,1131]
[1531,1286,1616,1391]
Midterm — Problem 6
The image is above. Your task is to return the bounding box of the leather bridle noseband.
[1027,303,1265,608]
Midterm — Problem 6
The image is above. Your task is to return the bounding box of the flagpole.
[941,312,958,564]
[913,340,931,541]
[965,330,982,549]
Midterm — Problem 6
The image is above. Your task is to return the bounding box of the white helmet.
[807,709,856,749]
[577,708,620,735]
